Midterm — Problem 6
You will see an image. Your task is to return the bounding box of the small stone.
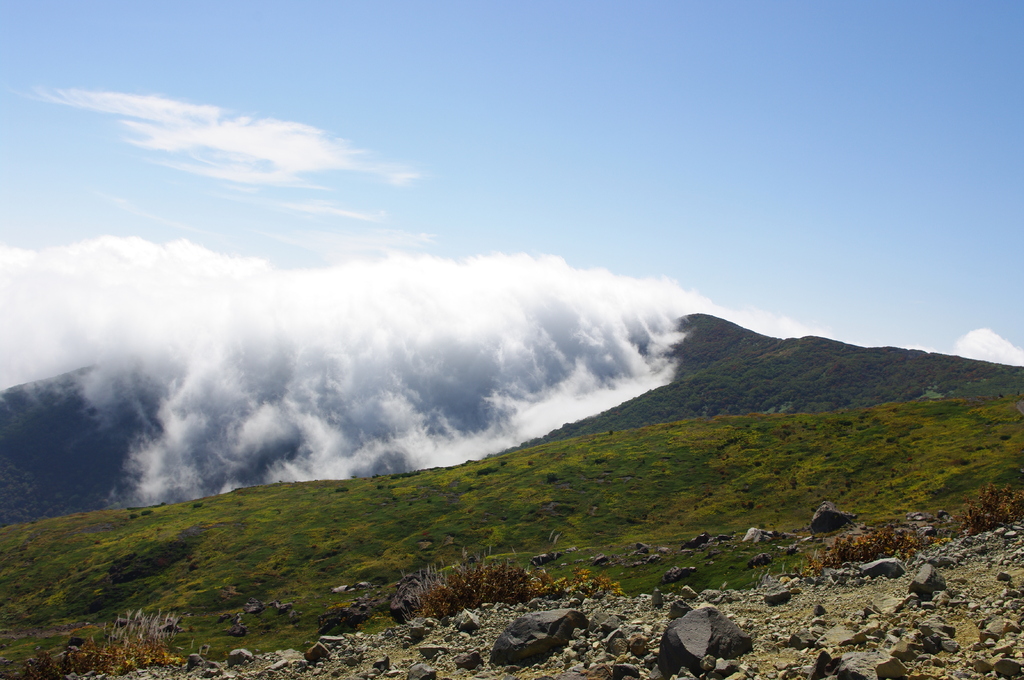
[455,610,481,633]
[417,646,446,661]
[453,651,482,670]
[677,586,699,600]
[997,572,1013,582]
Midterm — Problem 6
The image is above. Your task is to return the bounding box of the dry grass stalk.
[12,611,183,680]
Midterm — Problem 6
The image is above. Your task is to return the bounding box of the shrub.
[14,611,183,680]
[416,562,621,617]
[957,484,1024,535]
[537,567,624,599]
[805,526,928,573]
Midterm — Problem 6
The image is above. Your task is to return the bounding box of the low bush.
[805,526,928,573]
[958,484,1024,535]
[537,567,624,599]
[416,562,621,617]
[12,611,183,680]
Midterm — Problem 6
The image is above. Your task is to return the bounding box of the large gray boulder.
[810,501,855,534]
[657,606,752,678]
[490,609,588,665]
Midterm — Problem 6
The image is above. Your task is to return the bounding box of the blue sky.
[2,1,1022,361]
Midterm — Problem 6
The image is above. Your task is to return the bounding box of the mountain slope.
[0,396,1021,649]
[517,314,1024,448]
[0,368,162,524]
[3,315,1022,525]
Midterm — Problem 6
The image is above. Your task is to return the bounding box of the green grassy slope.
[519,314,1024,448]
[1,396,1021,653]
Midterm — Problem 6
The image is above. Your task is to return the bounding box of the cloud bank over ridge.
[0,237,823,505]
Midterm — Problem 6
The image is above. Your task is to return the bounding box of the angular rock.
[531,552,563,567]
[742,528,768,543]
[819,626,865,647]
[681,533,712,550]
[908,564,946,598]
[874,655,908,679]
[592,553,610,566]
[809,650,834,680]
[455,609,481,633]
[589,611,622,635]
[763,588,791,605]
[657,606,752,679]
[417,645,446,661]
[391,571,427,623]
[661,566,697,584]
[453,651,482,670]
[669,601,693,620]
[859,558,906,579]
[747,553,772,568]
[187,654,206,671]
[407,663,436,680]
[994,658,1023,677]
[242,598,265,614]
[871,594,905,616]
[304,642,330,663]
[677,585,699,600]
[917,616,955,639]
[373,656,391,672]
[226,649,253,667]
[612,663,641,680]
[628,633,648,657]
[787,630,816,650]
[888,639,922,662]
[921,634,943,655]
[225,622,247,637]
[835,651,888,680]
[810,501,855,534]
[490,609,588,665]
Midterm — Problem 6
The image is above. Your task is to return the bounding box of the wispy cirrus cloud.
[40,89,419,187]
[278,199,386,223]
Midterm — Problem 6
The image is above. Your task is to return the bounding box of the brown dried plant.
[805,526,928,574]
[957,483,1024,535]
[14,611,183,680]
[416,562,622,618]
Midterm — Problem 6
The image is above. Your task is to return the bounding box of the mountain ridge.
[514,313,1024,449]
[3,314,1022,525]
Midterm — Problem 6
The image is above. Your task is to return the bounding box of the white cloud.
[41,89,418,187]
[260,228,436,262]
[953,328,1024,367]
[0,237,820,504]
[277,199,386,222]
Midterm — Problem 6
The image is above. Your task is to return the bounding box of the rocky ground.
[82,522,1024,680]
